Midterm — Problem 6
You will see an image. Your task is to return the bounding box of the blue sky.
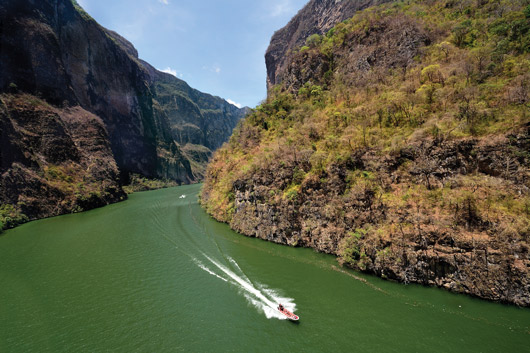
[76,0,309,108]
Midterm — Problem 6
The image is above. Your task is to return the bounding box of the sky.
[76,0,309,108]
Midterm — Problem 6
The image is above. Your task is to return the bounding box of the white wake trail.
[227,257,246,277]
[201,254,296,320]
[261,285,296,313]
[194,259,228,282]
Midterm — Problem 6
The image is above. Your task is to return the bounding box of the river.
[0,185,528,352]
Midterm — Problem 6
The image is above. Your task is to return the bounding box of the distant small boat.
[277,304,299,321]
[179,195,186,199]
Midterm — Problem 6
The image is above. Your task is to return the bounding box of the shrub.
[452,20,474,47]
[292,167,305,185]
[0,204,29,229]
[338,229,367,267]
[306,34,322,48]
[310,85,323,104]
[284,184,300,201]
[421,65,443,84]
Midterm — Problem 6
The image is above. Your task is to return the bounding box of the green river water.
[0,184,529,352]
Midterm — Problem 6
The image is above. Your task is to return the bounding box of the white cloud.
[160,67,177,77]
[159,67,184,78]
[227,99,243,108]
[202,64,222,74]
[158,0,169,4]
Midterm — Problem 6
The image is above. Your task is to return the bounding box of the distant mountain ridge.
[0,0,247,228]
[141,60,251,178]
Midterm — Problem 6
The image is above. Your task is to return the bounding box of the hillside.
[265,0,392,89]
[0,0,247,229]
[202,0,530,306]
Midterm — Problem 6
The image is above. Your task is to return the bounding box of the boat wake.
[195,254,296,320]
[177,199,297,320]
[194,259,228,283]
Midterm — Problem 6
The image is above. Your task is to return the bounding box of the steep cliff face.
[0,0,246,228]
[142,61,249,178]
[0,0,191,181]
[203,0,530,306]
[265,0,392,89]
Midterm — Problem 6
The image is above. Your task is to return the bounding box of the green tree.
[452,20,473,47]
[338,229,368,267]
[306,34,322,48]
[421,64,443,84]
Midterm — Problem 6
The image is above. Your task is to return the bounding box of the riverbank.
[0,168,184,233]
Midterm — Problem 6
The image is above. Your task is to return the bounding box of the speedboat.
[277,304,299,321]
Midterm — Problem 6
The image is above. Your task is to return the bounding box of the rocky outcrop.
[0,94,125,223]
[280,14,431,92]
[226,128,530,306]
[265,0,392,89]
[0,0,246,227]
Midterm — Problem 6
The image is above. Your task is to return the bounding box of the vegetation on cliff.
[122,174,179,194]
[202,0,530,305]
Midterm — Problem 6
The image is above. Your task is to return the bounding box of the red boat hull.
[278,307,299,321]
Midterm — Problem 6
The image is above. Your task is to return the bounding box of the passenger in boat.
[278,304,284,311]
